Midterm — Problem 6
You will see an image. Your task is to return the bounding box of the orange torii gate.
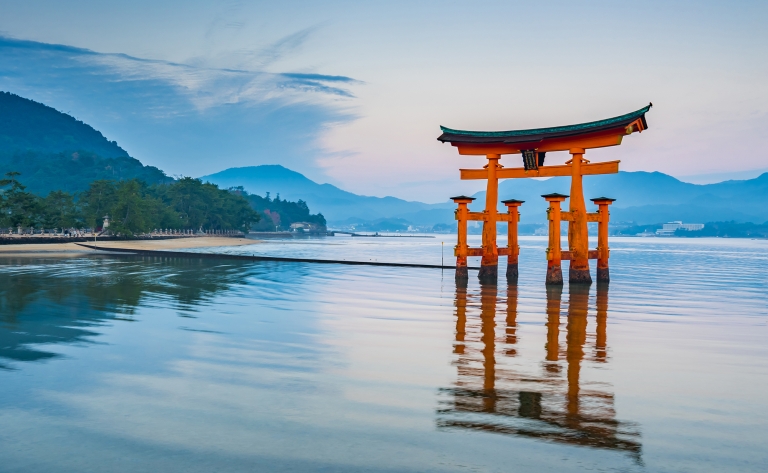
[440,104,651,285]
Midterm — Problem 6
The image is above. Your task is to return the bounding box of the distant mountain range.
[488,171,768,225]
[2,90,766,227]
[200,165,446,223]
[0,91,169,194]
[202,165,768,226]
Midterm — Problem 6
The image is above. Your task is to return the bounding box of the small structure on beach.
[439,104,652,284]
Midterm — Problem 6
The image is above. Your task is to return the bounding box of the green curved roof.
[438,104,651,144]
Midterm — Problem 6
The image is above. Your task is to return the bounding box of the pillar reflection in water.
[595,282,608,362]
[545,285,562,369]
[453,279,467,356]
[566,284,589,422]
[504,285,518,356]
[438,281,641,461]
[480,283,497,411]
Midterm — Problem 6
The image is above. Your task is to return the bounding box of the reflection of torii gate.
[437,281,642,460]
[439,104,652,284]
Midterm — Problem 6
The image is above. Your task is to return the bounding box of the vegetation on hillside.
[674,221,768,238]
[0,91,128,157]
[613,221,768,238]
[0,91,171,195]
[612,223,660,236]
[230,188,326,232]
[0,150,171,195]
[0,173,260,236]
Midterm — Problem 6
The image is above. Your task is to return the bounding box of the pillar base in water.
[545,265,563,285]
[506,263,519,284]
[455,266,469,282]
[569,267,593,284]
[597,267,609,283]
[478,264,498,283]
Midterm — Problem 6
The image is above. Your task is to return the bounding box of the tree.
[159,178,260,231]
[239,190,325,232]
[0,172,42,229]
[109,180,165,236]
[0,172,261,236]
[80,179,117,229]
[42,190,80,229]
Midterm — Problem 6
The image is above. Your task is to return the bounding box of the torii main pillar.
[479,154,501,281]
[567,148,591,284]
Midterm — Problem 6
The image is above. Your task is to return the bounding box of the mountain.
[0,91,170,194]
[479,171,768,224]
[200,165,443,223]
[0,91,129,157]
[203,164,768,227]
[3,90,764,227]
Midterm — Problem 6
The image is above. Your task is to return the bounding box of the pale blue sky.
[1,0,766,201]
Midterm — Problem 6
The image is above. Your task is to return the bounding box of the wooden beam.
[460,160,620,180]
[559,212,602,223]
[549,250,600,261]
[535,134,623,153]
[586,213,601,223]
[460,168,492,179]
[452,129,626,156]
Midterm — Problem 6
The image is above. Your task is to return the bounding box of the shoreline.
[0,237,261,258]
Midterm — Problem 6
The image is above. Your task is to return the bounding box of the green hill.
[0,91,170,194]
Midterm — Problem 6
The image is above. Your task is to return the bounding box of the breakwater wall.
[77,243,478,270]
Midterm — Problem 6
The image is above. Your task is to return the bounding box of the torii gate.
[439,104,651,285]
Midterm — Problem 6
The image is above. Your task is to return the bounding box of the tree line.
[0,172,260,236]
[233,189,326,232]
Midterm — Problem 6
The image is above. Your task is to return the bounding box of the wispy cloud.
[254,26,319,68]
[0,35,361,177]
[197,23,326,74]
[0,35,358,109]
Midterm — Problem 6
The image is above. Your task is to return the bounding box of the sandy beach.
[0,237,260,258]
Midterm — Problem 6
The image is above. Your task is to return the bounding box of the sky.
[0,0,766,202]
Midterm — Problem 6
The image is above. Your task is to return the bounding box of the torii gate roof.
[438,104,651,155]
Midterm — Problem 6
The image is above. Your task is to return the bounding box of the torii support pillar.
[591,197,616,283]
[502,199,524,284]
[451,196,475,282]
[478,154,501,283]
[543,193,568,285]
[567,148,592,285]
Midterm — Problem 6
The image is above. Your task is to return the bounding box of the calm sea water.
[1,236,766,472]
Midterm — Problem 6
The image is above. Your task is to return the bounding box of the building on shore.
[656,221,704,236]
[289,222,326,233]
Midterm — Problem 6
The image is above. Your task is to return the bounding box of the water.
[1,236,766,472]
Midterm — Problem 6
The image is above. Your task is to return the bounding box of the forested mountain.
[200,165,435,223]
[0,91,128,157]
[0,91,170,194]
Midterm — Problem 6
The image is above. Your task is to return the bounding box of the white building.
[656,221,704,236]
